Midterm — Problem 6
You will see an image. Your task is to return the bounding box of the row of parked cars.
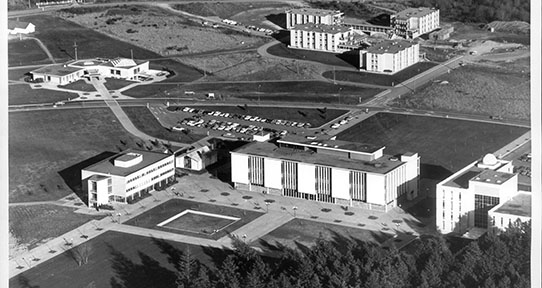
[179,107,312,129]
[513,165,531,178]
[221,18,275,35]
[330,115,354,129]
[519,153,531,163]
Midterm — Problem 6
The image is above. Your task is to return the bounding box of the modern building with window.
[82,149,175,207]
[30,57,150,85]
[391,7,439,38]
[286,8,344,29]
[289,23,353,53]
[231,136,420,211]
[435,154,530,237]
[488,191,531,233]
[360,40,419,73]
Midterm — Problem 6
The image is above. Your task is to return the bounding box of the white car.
[331,123,341,129]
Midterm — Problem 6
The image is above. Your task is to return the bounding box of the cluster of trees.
[410,0,530,23]
[173,221,531,288]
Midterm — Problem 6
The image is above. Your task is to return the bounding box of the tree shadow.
[15,276,40,288]
[200,245,233,271]
[107,243,177,288]
[265,13,286,29]
[58,151,117,205]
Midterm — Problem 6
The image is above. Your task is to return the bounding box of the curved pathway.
[24,36,56,64]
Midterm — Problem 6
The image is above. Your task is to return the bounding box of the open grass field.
[58,79,96,92]
[322,61,438,86]
[122,106,208,143]
[8,68,31,81]
[390,64,530,120]
[267,42,356,68]
[149,58,203,83]
[9,231,231,288]
[186,105,348,127]
[8,38,52,66]
[9,84,78,105]
[9,204,103,250]
[257,218,392,252]
[125,199,263,240]
[8,108,145,203]
[336,112,529,175]
[58,5,267,56]
[172,2,292,19]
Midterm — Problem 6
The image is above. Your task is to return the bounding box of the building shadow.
[368,13,391,26]
[420,163,453,180]
[58,151,117,205]
[336,50,360,69]
[265,13,286,29]
[270,29,290,45]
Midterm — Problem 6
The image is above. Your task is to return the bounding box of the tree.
[71,243,92,266]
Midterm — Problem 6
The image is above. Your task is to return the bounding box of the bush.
[98,204,114,210]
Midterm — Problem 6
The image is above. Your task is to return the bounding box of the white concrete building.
[360,40,419,73]
[82,149,175,207]
[435,154,528,236]
[488,192,531,233]
[231,136,420,211]
[30,57,150,85]
[286,8,343,29]
[289,23,353,53]
[8,20,35,35]
[391,7,439,39]
[175,145,218,171]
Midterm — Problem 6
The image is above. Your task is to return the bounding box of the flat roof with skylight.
[492,192,531,217]
[84,149,172,177]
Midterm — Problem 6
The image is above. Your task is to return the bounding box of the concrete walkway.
[219,211,293,244]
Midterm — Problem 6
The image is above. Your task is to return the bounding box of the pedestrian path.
[219,211,293,244]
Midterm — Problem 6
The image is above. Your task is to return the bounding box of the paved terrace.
[9,171,431,279]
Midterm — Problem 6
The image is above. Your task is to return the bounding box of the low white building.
[488,192,531,233]
[231,136,419,211]
[8,20,35,35]
[286,8,343,29]
[360,40,419,73]
[175,145,218,172]
[30,57,150,85]
[391,7,439,39]
[82,149,175,207]
[435,154,530,237]
[289,23,353,53]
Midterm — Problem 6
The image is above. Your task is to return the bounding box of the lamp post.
[293,206,298,218]
[265,202,270,213]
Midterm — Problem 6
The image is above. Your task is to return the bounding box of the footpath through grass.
[336,112,529,175]
[9,204,103,250]
[323,62,438,86]
[125,199,263,240]
[185,105,348,127]
[9,231,231,288]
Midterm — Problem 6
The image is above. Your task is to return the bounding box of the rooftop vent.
[374,163,382,168]
[389,157,399,161]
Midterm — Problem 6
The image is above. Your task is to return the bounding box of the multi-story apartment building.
[82,149,175,207]
[391,7,439,39]
[360,40,419,73]
[285,8,343,29]
[289,23,353,53]
[231,136,419,212]
[436,154,530,237]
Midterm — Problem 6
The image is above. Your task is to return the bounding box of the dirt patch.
[56,5,266,56]
[484,21,530,34]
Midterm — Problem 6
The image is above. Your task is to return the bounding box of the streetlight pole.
[293,206,298,218]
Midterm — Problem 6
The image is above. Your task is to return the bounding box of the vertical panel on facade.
[248,156,264,186]
[298,162,316,195]
[350,171,366,201]
[331,168,350,199]
[231,153,249,184]
[281,160,298,192]
[264,158,282,189]
[315,166,333,202]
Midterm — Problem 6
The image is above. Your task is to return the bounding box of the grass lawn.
[9,204,104,250]
[122,106,207,144]
[336,112,529,177]
[9,84,78,105]
[103,78,136,90]
[266,42,355,68]
[390,64,530,120]
[149,58,203,83]
[162,212,237,234]
[8,38,52,66]
[257,218,392,252]
[58,79,96,92]
[172,2,288,19]
[9,68,32,81]
[184,105,348,127]
[9,231,232,288]
[322,62,438,86]
[8,108,146,202]
[125,199,263,240]
[121,83,180,98]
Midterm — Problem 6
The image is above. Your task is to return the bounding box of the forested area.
[409,0,529,23]
[130,221,531,288]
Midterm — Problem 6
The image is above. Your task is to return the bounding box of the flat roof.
[394,7,437,19]
[279,135,383,154]
[365,40,417,54]
[116,153,141,162]
[83,149,172,177]
[470,170,515,185]
[31,64,82,77]
[442,166,484,189]
[232,141,404,174]
[88,174,110,181]
[493,193,531,217]
[287,8,343,16]
[291,23,351,34]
